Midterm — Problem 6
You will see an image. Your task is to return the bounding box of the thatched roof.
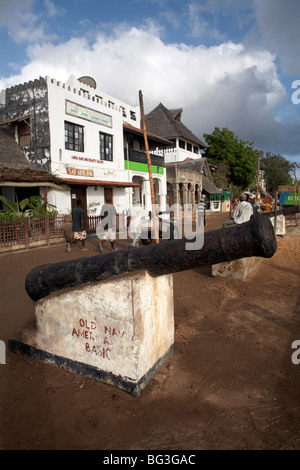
[0,126,61,184]
[202,176,222,194]
[145,103,206,149]
[167,157,216,180]
[167,156,208,172]
[166,157,221,194]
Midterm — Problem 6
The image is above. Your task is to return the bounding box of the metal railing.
[0,215,65,249]
[0,212,128,250]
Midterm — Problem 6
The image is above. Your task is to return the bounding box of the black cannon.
[25,214,277,302]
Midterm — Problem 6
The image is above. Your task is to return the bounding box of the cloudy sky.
[0,0,299,176]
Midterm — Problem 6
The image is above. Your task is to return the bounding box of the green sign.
[124,160,164,175]
[280,192,300,205]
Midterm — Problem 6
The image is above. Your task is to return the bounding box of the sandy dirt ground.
[0,212,299,451]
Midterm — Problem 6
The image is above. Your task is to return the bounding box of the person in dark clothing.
[67,199,87,252]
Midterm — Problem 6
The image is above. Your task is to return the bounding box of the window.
[193,146,199,154]
[18,121,31,146]
[179,139,185,149]
[99,132,113,161]
[130,110,136,121]
[187,143,192,152]
[65,121,84,152]
[120,106,127,117]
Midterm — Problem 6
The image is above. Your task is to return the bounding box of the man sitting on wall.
[223,193,253,226]
[233,193,254,224]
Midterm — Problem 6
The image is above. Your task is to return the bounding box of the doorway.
[132,176,143,205]
[104,187,113,205]
[70,185,87,212]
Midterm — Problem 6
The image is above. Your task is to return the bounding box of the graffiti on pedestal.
[71,318,126,361]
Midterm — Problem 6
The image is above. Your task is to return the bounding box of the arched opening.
[188,183,193,205]
[179,183,184,207]
[153,178,160,206]
[195,184,201,204]
[132,176,144,205]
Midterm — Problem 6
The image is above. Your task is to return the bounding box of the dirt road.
[0,212,299,450]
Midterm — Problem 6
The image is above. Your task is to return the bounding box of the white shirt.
[233,201,253,224]
[128,205,146,233]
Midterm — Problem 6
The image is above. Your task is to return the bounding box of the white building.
[0,75,170,217]
[144,103,222,210]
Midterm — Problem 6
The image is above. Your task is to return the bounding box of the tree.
[203,127,260,189]
[211,162,230,190]
[0,195,29,218]
[260,153,295,193]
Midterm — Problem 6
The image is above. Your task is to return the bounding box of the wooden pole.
[274,190,277,233]
[24,217,30,250]
[294,170,298,226]
[139,90,159,243]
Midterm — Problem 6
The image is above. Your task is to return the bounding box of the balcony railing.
[124,148,165,167]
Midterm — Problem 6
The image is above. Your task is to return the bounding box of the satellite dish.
[78,76,97,89]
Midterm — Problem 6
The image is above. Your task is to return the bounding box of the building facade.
[0,75,170,216]
[145,103,221,210]
[0,125,63,210]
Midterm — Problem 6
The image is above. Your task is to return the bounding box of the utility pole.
[294,169,298,226]
[256,157,260,200]
[139,90,159,243]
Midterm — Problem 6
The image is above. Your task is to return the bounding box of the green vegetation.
[204,127,298,193]
[260,153,296,193]
[0,195,57,221]
[203,127,260,189]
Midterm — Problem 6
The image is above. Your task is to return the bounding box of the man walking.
[127,202,146,248]
[97,197,118,252]
[67,199,87,252]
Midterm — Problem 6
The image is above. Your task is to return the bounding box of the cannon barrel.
[25,214,277,302]
[263,205,300,218]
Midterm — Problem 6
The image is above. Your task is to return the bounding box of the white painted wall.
[128,171,167,213]
[46,75,141,215]
[153,139,203,164]
[46,187,71,214]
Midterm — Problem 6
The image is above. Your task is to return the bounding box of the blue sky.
[0,0,299,178]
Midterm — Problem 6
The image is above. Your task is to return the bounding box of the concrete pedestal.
[270,214,286,236]
[212,257,262,280]
[9,270,174,396]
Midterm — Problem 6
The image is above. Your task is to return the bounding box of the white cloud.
[0,0,57,44]
[184,2,226,41]
[248,0,300,75]
[0,24,298,159]
[44,0,65,17]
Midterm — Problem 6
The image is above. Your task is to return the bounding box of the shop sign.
[67,168,94,177]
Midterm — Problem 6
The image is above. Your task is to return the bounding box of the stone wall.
[0,77,51,171]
